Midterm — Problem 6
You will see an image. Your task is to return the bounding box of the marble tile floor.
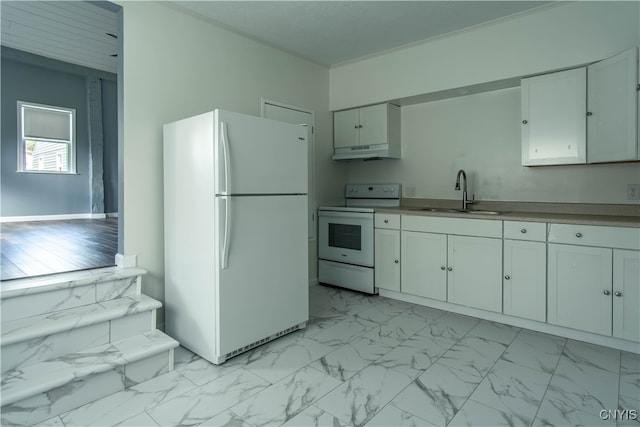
[37,285,639,427]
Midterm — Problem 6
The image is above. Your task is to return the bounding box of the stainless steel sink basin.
[464,210,504,215]
[407,207,506,215]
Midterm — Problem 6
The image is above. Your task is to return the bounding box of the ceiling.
[173,1,553,66]
[0,1,553,74]
[1,1,119,73]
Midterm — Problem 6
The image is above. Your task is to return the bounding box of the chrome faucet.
[455,169,474,211]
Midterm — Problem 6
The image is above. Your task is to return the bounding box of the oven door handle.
[318,211,373,220]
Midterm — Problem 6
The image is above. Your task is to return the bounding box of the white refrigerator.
[163,109,309,364]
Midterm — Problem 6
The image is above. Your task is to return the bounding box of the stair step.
[1,267,147,323]
[2,294,162,373]
[1,330,179,426]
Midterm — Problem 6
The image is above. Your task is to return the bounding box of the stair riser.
[2,311,155,373]
[1,349,174,426]
[1,277,139,323]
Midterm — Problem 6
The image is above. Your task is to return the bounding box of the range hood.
[332,143,400,160]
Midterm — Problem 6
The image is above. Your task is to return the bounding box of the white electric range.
[318,183,401,294]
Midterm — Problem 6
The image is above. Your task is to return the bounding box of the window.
[18,101,76,173]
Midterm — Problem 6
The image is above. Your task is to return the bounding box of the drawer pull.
[603,290,610,296]
[520,229,527,234]
[576,232,583,238]
[504,275,511,280]
[384,219,389,223]
[615,291,622,297]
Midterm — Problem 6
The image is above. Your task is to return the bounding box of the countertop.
[375,199,640,228]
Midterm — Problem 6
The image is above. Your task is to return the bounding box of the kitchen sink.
[407,207,506,215]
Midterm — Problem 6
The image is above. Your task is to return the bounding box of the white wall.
[347,88,640,204]
[334,1,640,206]
[330,1,640,110]
[116,1,344,324]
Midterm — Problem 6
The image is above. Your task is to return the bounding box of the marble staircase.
[0,267,179,426]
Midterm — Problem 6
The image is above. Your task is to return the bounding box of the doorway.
[0,1,122,282]
[262,99,317,284]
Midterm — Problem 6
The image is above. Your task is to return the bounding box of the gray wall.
[1,47,118,217]
[102,79,118,214]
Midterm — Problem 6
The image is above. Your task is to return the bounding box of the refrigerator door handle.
[221,196,231,270]
[220,121,231,195]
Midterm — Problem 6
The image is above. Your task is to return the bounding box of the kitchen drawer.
[375,213,400,229]
[402,215,502,238]
[548,223,640,250]
[504,221,546,241]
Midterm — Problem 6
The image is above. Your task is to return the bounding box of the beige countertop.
[375,199,640,228]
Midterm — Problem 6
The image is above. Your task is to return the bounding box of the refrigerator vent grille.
[224,324,302,360]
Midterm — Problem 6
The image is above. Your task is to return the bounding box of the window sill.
[17,170,79,175]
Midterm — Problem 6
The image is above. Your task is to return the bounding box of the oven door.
[318,210,373,267]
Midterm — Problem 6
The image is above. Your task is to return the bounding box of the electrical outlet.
[627,184,640,200]
[405,185,416,197]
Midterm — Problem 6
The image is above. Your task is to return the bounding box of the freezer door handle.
[220,121,231,195]
[221,196,231,269]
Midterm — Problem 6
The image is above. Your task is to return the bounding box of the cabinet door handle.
[447,266,453,272]
[522,119,528,124]
[440,266,446,270]
[394,259,399,264]
[354,125,359,129]
[615,291,622,297]
[603,290,610,296]
[520,229,527,234]
[575,233,583,238]
[586,111,593,117]
[504,275,511,280]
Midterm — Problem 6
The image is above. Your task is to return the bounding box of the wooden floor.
[1,218,118,281]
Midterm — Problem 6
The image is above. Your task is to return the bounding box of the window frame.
[17,101,77,174]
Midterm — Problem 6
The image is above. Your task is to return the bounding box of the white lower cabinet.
[547,244,613,336]
[613,249,640,342]
[547,223,640,342]
[399,216,502,312]
[374,228,400,291]
[503,239,546,322]
[374,213,401,292]
[379,215,640,347]
[447,235,502,313]
[401,231,447,300]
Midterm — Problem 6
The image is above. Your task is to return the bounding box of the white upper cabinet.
[587,47,639,163]
[333,103,401,159]
[334,108,360,149]
[521,47,640,166]
[335,103,397,148]
[521,68,587,166]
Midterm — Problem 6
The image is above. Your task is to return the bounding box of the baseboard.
[0,213,108,223]
[378,289,640,354]
[106,212,119,218]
